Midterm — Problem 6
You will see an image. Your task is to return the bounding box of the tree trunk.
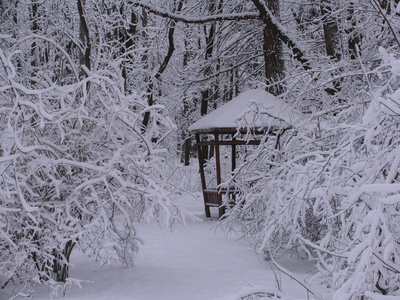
[181,36,192,166]
[142,0,184,131]
[320,0,341,61]
[77,0,91,76]
[198,0,223,162]
[122,10,138,93]
[53,240,76,282]
[262,0,284,95]
[251,0,310,71]
[346,2,362,60]
[30,1,39,69]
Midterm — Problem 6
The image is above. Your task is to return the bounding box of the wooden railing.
[203,188,241,218]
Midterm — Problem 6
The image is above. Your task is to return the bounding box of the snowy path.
[24,195,314,300]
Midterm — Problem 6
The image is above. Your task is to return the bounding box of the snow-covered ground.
[1,193,321,300]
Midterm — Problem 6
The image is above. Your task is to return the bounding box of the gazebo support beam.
[232,136,236,173]
[214,133,225,218]
[195,133,211,218]
[196,139,261,146]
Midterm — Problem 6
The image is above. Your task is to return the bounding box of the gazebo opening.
[188,89,295,218]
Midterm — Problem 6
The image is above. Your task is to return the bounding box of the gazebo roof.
[188,89,296,134]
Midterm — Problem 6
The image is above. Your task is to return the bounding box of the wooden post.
[231,135,237,205]
[232,135,236,173]
[184,137,191,166]
[196,133,210,217]
[214,133,225,218]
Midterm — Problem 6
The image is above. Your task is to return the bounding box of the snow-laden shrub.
[0,36,183,295]
[222,48,400,299]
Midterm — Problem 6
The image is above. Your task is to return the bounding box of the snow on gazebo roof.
[188,89,296,133]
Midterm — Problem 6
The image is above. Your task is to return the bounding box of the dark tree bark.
[200,0,222,117]
[262,0,284,95]
[113,3,138,93]
[77,0,91,75]
[30,1,39,68]
[181,36,192,166]
[319,0,343,96]
[250,0,311,71]
[346,2,362,60]
[320,0,341,61]
[53,241,76,282]
[142,0,184,131]
[141,23,174,128]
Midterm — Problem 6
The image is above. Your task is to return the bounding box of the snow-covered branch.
[130,1,259,24]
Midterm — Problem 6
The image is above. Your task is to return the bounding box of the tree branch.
[370,0,400,49]
[132,0,311,72]
[250,0,311,70]
[142,1,183,131]
[270,255,322,299]
[130,1,259,24]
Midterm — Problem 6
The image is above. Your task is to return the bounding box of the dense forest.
[0,0,400,299]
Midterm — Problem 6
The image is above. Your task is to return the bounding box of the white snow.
[361,183,400,193]
[188,89,297,132]
[365,291,400,300]
[2,194,322,300]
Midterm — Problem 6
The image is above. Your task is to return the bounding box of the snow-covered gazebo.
[188,89,296,218]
